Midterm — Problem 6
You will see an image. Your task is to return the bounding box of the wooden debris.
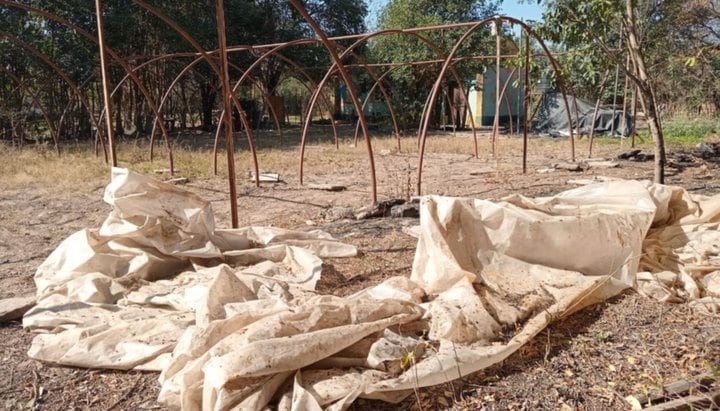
[587,160,620,169]
[643,390,720,410]
[250,172,281,182]
[308,183,346,192]
[553,162,589,172]
[355,199,405,220]
[626,373,719,410]
[567,176,620,185]
[402,225,421,238]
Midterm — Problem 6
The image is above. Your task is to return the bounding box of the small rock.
[701,271,720,297]
[321,207,355,221]
[617,149,641,160]
[379,149,391,156]
[305,220,316,226]
[402,225,421,238]
[633,153,655,162]
[0,295,36,322]
[355,199,406,220]
[695,143,720,159]
[391,203,419,218]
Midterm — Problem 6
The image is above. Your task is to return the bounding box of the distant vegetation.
[1,0,719,183]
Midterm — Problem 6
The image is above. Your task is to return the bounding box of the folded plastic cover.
[23,169,720,410]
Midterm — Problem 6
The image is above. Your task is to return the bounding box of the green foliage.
[368,0,500,128]
[0,0,369,140]
[660,118,720,145]
[537,0,720,113]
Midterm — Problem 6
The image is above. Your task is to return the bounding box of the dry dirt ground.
[1,128,719,410]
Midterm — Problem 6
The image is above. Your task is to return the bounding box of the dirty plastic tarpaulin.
[23,168,357,371]
[23,169,720,410]
[636,183,720,312]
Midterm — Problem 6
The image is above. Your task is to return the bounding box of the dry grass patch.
[0,131,652,196]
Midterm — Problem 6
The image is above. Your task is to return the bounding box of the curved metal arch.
[497,67,518,135]
[299,27,481,174]
[0,66,59,152]
[0,1,175,172]
[352,65,405,151]
[102,54,278,172]
[209,66,284,174]
[219,39,331,147]
[349,31,480,152]
[130,0,259,191]
[417,16,577,195]
[56,74,95,150]
[272,53,340,146]
[213,53,344,175]
[289,0,379,203]
[350,57,403,147]
[221,60,284,140]
[100,52,280,167]
[0,31,106,159]
[219,37,401,158]
[95,52,194,144]
[123,54,263,180]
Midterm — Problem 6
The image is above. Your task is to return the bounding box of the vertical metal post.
[522,29,529,174]
[95,0,116,167]
[493,18,501,158]
[215,0,239,228]
[289,0,377,204]
[620,54,630,138]
[610,23,623,137]
[610,62,620,137]
[631,85,638,148]
[589,69,611,158]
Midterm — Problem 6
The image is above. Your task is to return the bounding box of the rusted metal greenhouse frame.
[2,0,581,228]
[298,27,482,169]
[99,53,282,176]
[415,16,576,195]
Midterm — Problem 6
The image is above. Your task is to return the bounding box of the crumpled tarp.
[23,168,720,410]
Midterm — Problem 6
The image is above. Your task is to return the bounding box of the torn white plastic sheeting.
[636,184,720,312]
[23,169,720,410]
[24,168,357,371]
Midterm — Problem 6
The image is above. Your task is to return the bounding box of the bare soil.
[1,129,719,410]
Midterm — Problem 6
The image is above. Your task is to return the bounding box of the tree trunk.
[637,87,666,182]
[625,0,665,183]
[114,83,123,137]
[200,82,217,132]
[333,78,342,119]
